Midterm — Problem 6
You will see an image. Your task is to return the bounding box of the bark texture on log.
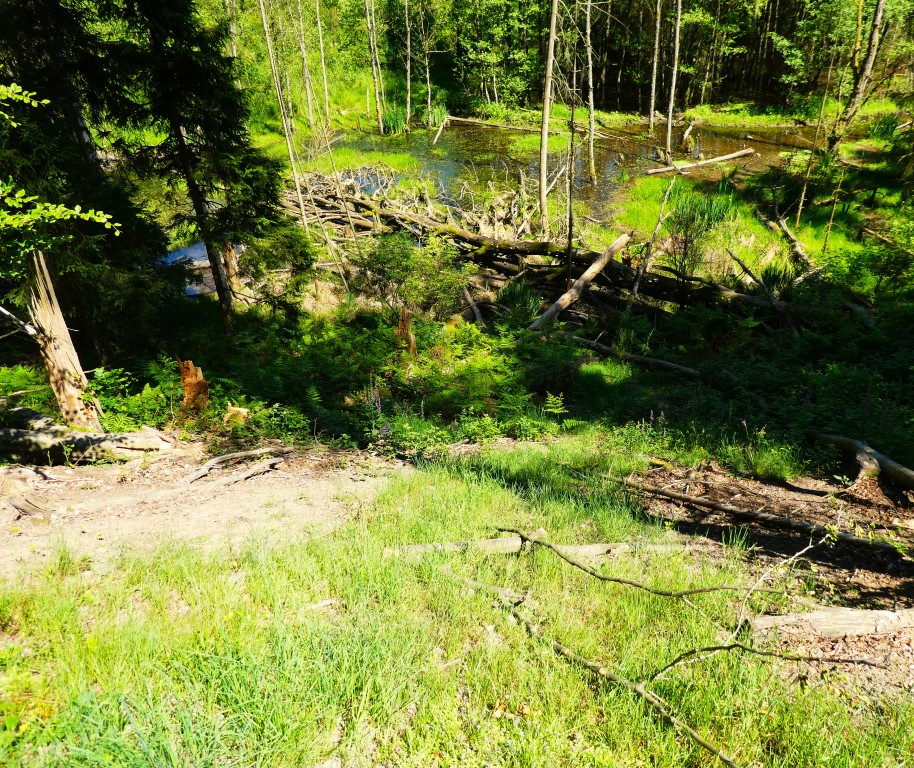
[28,252,104,431]
[0,427,174,462]
[529,234,630,329]
[817,434,914,491]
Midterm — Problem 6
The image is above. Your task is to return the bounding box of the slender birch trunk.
[259,0,309,231]
[585,0,596,183]
[539,0,560,236]
[425,52,433,126]
[315,0,331,123]
[296,0,316,127]
[665,0,682,159]
[365,0,385,133]
[830,0,887,149]
[648,0,662,132]
[404,0,412,125]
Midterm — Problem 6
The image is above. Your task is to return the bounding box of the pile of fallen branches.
[283,169,790,331]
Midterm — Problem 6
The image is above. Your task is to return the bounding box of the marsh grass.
[1,438,909,766]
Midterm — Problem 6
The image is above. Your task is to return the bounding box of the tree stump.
[177,358,209,413]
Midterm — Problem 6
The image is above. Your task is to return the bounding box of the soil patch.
[0,442,406,580]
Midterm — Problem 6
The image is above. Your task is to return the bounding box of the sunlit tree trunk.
[664,0,681,159]
[830,0,887,149]
[295,0,316,127]
[425,52,433,126]
[28,252,104,431]
[539,0,560,235]
[365,0,385,133]
[404,0,412,125]
[585,0,597,183]
[648,0,662,132]
[259,0,309,234]
[315,0,331,124]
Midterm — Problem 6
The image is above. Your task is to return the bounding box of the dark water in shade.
[337,121,818,220]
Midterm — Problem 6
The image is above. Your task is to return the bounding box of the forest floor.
[0,444,405,580]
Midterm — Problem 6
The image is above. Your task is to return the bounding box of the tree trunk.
[259,0,310,235]
[315,0,331,124]
[27,252,104,431]
[223,243,243,301]
[539,0,560,236]
[366,0,385,133]
[404,0,412,125]
[648,0,662,131]
[829,0,887,149]
[585,0,597,183]
[295,0,316,127]
[665,0,682,159]
[425,52,433,127]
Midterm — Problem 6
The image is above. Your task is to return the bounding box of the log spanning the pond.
[647,147,757,175]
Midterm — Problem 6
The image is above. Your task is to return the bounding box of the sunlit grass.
[1,434,908,765]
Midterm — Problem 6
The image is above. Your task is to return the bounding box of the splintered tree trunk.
[665,0,682,158]
[648,0,661,130]
[28,252,103,431]
[585,0,597,183]
[539,0,560,235]
[222,243,243,301]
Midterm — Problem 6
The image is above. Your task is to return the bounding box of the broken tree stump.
[177,358,209,413]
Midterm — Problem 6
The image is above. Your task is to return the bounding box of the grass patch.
[1,441,909,765]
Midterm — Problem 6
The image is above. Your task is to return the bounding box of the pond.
[336,120,818,221]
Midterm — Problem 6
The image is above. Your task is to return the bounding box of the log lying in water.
[647,147,757,175]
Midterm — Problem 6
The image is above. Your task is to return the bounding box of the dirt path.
[0,443,406,580]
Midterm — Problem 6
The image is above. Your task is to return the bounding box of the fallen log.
[185,445,294,483]
[753,606,914,639]
[646,147,756,175]
[625,479,906,555]
[817,434,914,490]
[570,336,700,379]
[529,234,631,329]
[0,427,174,462]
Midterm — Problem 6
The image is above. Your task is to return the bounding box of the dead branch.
[529,234,631,329]
[624,479,906,555]
[726,249,777,307]
[647,147,756,175]
[569,336,700,379]
[648,641,884,683]
[497,527,780,598]
[185,446,294,484]
[817,434,914,490]
[507,603,743,768]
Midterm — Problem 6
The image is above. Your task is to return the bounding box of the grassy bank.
[2,439,911,766]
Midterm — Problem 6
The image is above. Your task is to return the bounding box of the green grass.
[1,437,909,766]
[508,132,569,155]
[300,146,419,174]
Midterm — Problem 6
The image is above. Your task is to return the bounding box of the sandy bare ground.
[0,443,406,580]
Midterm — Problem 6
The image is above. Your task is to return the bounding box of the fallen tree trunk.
[753,606,914,639]
[0,427,175,463]
[817,434,914,490]
[625,479,905,555]
[529,234,630,329]
[646,147,756,175]
[569,336,700,379]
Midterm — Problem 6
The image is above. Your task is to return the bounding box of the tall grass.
[1,437,908,766]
